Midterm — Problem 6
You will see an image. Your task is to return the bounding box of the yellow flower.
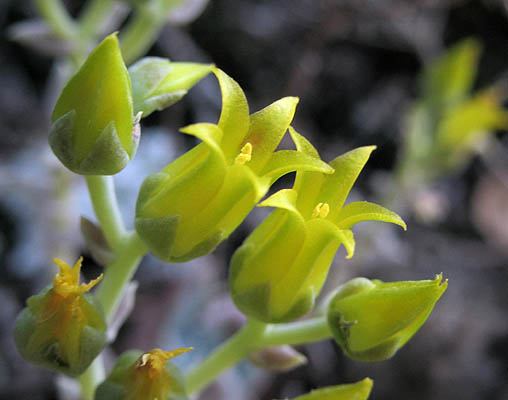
[230,129,406,323]
[135,69,333,262]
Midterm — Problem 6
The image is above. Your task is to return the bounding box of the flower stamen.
[235,142,252,165]
[311,202,330,219]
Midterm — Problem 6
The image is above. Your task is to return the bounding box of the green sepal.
[327,275,448,362]
[51,34,134,175]
[135,215,180,262]
[129,57,213,117]
[285,378,373,400]
[79,122,131,175]
[169,230,225,263]
[49,114,132,175]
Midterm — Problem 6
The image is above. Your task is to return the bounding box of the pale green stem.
[185,316,332,395]
[85,175,127,252]
[259,317,331,347]
[79,0,116,38]
[119,6,166,65]
[185,319,268,395]
[79,175,148,398]
[79,356,105,400]
[95,232,147,320]
[119,0,183,65]
[78,233,147,399]
[34,0,77,40]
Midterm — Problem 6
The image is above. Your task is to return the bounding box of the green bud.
[14,258,106,376]
[135,69,333,262]
[230,131,405,323]
[327,275,448,362]
[129,57,213,118]
[95,347,192,400]
[248,345,307,372]
[282,378,373,400]
[49,34,136,175]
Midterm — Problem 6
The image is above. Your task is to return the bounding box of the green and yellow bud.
[49,34,136,175]
[129,57,213,118]
[283,378,373,400]
[95,347,192,400]
[327,275,448,362]
[135,69,333,262]
[230,130,406,323]
[14,258,106,376]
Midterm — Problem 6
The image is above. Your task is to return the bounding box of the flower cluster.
[13,34,449,400]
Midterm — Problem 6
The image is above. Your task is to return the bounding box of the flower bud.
[95,347,192,400]
[283,378,373,400]
[135,69,333,262]
[49,34,136,175]
[129,57,213,118]
[14,258,106,376]
[327,275,448,362]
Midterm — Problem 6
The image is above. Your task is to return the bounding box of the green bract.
[129,57,213,118]
[49,34,135,175]
[284,378,373,400]
[229,129,406,323]
[135,68,333,262]
[327,275,448,362]
[95,348,191,400]
[14,258,106,377]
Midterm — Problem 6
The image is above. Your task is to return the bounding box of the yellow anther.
[319,203,330,218]
[235,142,252,165]
[136,347,193,378]
[311,202,330,219]
[52,257,103,296]
[312,203,323,218]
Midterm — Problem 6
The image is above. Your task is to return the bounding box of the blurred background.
[1,0,508,399]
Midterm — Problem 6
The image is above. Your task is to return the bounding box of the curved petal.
[243,97,299,173]
[335,201,407,230]
[261,150,334,185]
[213,68,250,161]
[319,146,376,221]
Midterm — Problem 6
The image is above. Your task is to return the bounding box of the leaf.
[129,58,212,117]
[335,201,407,230]
[80,217,115,266]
